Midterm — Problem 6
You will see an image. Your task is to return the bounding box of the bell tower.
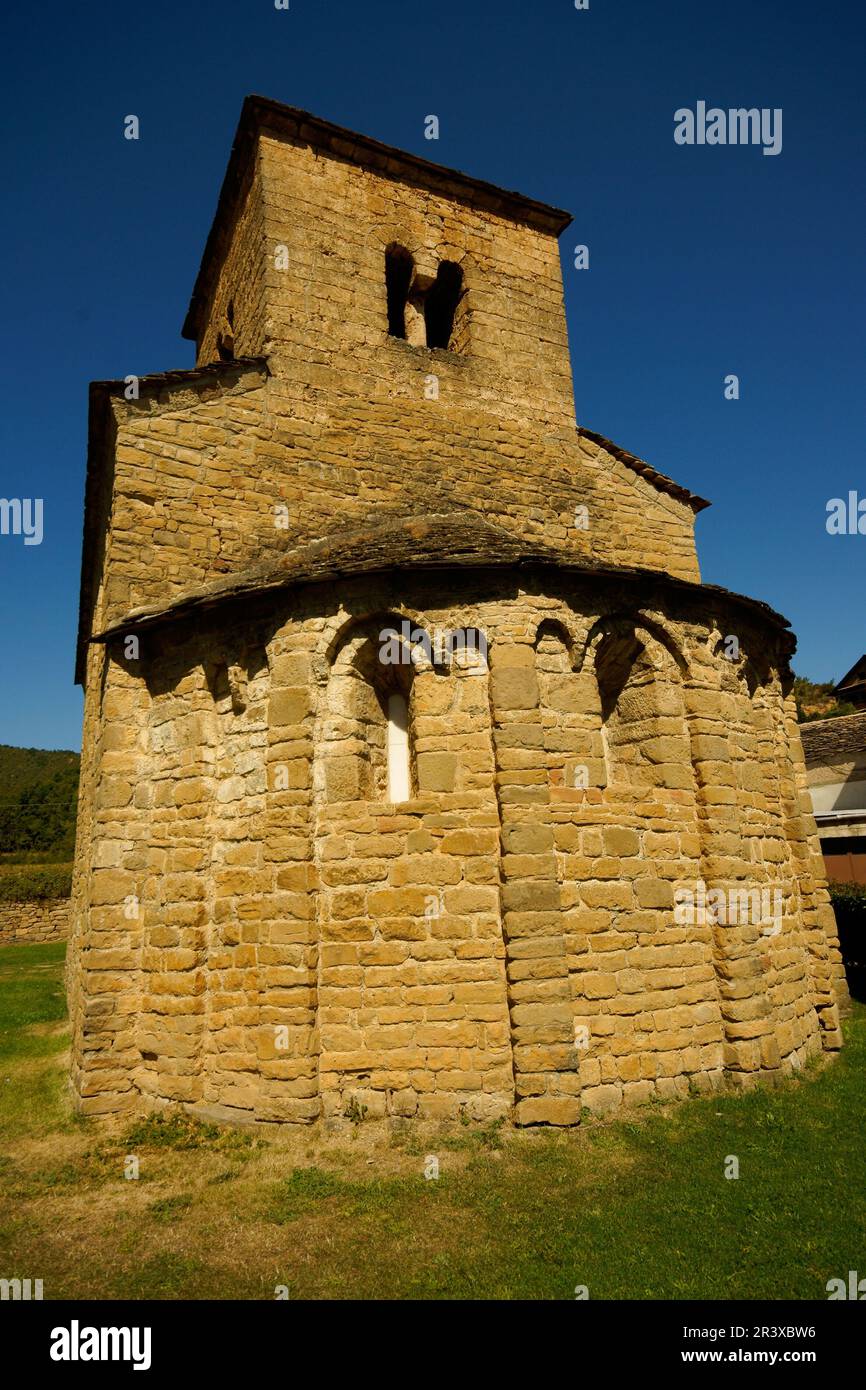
[182,95,577,436]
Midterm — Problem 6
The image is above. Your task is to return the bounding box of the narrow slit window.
[386,692,411,803]
[424,261,463,350]
[217,299,236,362]
[385,245,414,339]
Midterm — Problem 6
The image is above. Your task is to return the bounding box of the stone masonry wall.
[0,900,70,945]
[89,383,701,649]
[71,101,845,1128]
[82,114,704,654]
[68,571,848,1123]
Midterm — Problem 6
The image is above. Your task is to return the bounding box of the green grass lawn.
[0,939,863,1300]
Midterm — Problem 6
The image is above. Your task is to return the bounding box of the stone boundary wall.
[0,899,70,945]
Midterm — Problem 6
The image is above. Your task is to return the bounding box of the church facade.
[69,96,848,1126]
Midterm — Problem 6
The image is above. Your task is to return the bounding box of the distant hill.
[0,745,80,861]
[793,676,858,724]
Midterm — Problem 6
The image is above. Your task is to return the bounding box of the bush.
[829,881,866,999]
[0,864,72,902]
[0,847,75,866]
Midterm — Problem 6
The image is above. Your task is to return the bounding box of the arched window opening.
[323,623,417,804]
[596,629,645,725]
[535,620,604,790]
[595,625,690,792]
[385,248,466,351]
[385,244,414,340]
[424,261,464,350]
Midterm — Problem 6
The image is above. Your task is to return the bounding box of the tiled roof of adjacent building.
[800,712,866,765]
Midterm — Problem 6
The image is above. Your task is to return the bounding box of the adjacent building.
[802,712,866,884]
[833,655,866,712]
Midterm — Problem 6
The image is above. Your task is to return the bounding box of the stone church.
[69,95,848,1126]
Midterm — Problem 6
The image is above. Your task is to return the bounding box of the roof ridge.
[89,356,269,400]
[578,427,711,514]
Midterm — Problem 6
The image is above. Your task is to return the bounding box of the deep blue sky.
[1,0,863,752]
